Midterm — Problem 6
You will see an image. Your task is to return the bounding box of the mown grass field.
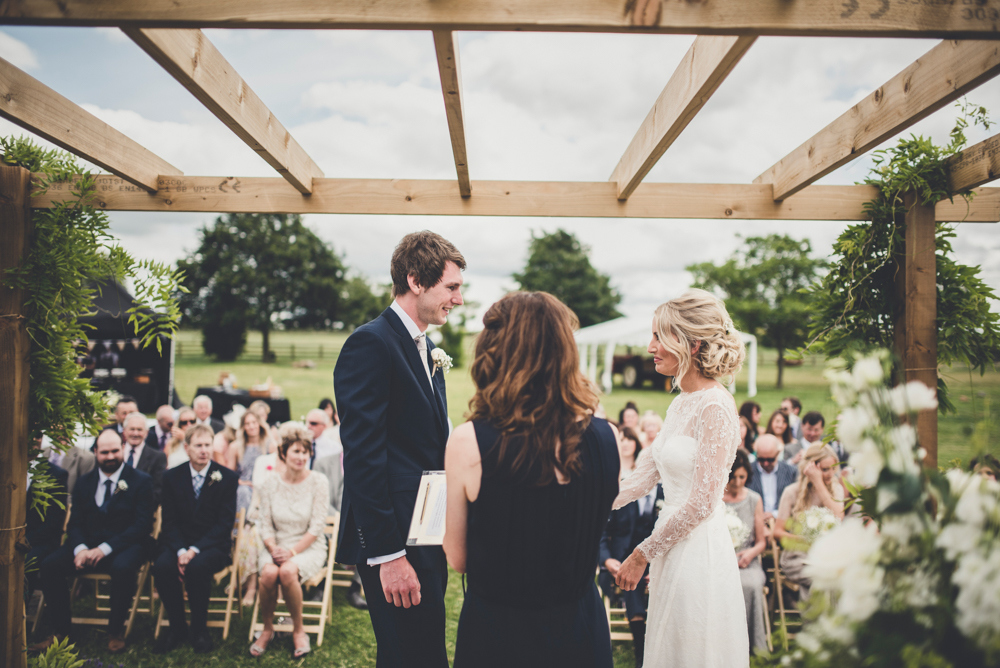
[42,329,995,667]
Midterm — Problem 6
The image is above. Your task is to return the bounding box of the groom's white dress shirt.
[368,300,429,567]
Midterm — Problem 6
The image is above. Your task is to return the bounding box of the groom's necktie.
[414,334,433,390]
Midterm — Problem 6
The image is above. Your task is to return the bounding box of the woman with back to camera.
[444,291,619,668]
[613,289,749,667]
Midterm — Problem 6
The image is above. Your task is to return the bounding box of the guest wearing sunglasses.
[147,405,181,451]
[165,407,198,468]
[745,434,798,524]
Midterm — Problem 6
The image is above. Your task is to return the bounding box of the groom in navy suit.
[334,231,465,668]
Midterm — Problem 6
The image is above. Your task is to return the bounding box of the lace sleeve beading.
[636,398,740,562]
[613,446,660,510]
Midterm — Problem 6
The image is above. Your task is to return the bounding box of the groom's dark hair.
[390,231,466,297]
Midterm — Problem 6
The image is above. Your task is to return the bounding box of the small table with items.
[192,387,291,425]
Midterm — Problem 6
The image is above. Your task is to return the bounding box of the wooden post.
[895,191,938,468]
[0,164,32,668]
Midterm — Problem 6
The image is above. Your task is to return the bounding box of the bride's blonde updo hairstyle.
[654,288,746,390]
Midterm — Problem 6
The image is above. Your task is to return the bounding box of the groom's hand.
[615,550,648,591]
[380,555,422,608]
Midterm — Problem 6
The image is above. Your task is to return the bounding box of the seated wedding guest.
[765,409,797,461]
[746,435,798,523]
[147,405,177,451]
[59,443,96,495]
[165,407,198,468]
[313,443,367,610]
[92,395,138,450]
[638,411,663,448]
[445,291,618,668]
[723,449,767,654]
[228,410,272,513]
[739,401,762,450]
[249,424,329,658]
[193,395,226,434]
[318,398,338,426]
[248,399,272,426]
[36,430,154,653]
[797,411,848,465]
[619,402,640,432]
[599,425,659,668]
[781,396,803,442]
[970,454,1000,481]
[773,443,845,601]
[25,457,69,597]
[238,432,285,608]
[153,424,238,654]
[122,412,168,503]
[739,416,755,454]
[212,408,241,468]
[305,409,342,466]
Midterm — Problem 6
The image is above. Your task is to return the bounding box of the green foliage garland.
[804,103,1000,412]
[0,136,184,514]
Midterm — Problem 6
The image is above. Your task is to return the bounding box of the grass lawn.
[62,329,992,667]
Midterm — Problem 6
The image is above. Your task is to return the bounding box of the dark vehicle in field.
[612,352,667,390]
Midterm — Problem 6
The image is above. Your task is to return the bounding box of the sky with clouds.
[1,26,998,324]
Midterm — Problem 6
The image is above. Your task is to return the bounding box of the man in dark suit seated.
[193,395,226,434]
[37,429,154,653]
[599,482,662,668]
[146,405,179,451]
[747,434,799,523]
[153,423,238,654]
[91,395,138,450]
[121,412,168,503]
[25,458,69,596]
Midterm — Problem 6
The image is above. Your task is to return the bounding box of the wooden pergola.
[2,3,999,664]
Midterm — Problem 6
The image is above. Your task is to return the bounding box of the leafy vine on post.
[803,101,1000,415]
[0,136,184,663]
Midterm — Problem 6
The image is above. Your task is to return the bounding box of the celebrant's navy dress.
[454,418,619,668]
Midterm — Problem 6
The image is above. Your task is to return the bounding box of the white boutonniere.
[210,470,223,484]
[655,500,665,513]
[431,348,453,376]
[116,480,128,493]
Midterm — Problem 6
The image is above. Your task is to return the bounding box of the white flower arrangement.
[116,480,128,493]
[785,506,838,551]
[781,352,1000,667]
[430,348,453,376]
[210,470,223,483]
[724,505,750,550]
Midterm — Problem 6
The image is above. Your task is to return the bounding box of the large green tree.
[178,213,366,362]
[513,229,622,327]
[688,234,826,388]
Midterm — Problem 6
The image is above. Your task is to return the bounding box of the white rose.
[210,470,223,483]
[116,480,128,493]
[806,515,820,530]
[806,518,881,591]
[937,523,980,561]
[885,425,919,476]
[851,357,885,389]
[954,482,992,527]
[848,441,884,487]
[887,381,938,415]
[837,563,884,622]
[835,406,872,451]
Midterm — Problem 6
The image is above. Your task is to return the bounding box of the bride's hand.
[615,550,648,591]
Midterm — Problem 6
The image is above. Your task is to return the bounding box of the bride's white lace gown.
[615,385,749,667]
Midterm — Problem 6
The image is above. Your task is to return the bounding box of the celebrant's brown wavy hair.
[468,291,598,486]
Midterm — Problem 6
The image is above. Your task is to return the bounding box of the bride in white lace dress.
[613,289,749,667]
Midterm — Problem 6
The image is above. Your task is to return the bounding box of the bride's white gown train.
[615,385,749,667]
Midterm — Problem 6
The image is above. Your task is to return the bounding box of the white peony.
[887,381,938,415]
[952,549,1000,644]
[835,406,873,452]
[937,523,981,561]
[848,441,884,487]
[806,518,881,590]
[851,356,885,389]
[884,425,919,476]
[880,513,925,546]
[837,563,884,622]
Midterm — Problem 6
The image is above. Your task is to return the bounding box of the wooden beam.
[0,56,181,193]
[3,0,1000,37]
[756,40,1000,201]
[0,165,31,668]
[123,28,323,195]
[611,35,755,200]
[947,133,1000,193]
[27,174,1000,221]
[432,30,471,198]
[895,191,938,468]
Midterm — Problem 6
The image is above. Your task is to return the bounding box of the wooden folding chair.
[603,589,633,642]
[70,507,162,637]
[154,507,246,640]
[248,514,339,646]
[767,534,801,650]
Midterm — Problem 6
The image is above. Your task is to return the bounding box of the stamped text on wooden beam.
[2,0,1000,37]
[28,175,1000,222]
[755,40,1000,201]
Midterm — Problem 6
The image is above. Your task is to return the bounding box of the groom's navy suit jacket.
[333,307,449,569]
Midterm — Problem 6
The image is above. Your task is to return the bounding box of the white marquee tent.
[575,317,757,397]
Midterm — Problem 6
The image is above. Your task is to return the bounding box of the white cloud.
[0,31,39,70]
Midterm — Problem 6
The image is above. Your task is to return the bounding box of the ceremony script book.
[407,471,447,546]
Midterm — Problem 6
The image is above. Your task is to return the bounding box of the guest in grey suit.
[746,435,798,522]
[122,412,168,503]
[59,446,96,495]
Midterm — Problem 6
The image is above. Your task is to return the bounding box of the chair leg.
[30,591,44,634]
[763,586,773,653]
[249,587,261,643]
[154,588,166,640]
[125,565,150,638]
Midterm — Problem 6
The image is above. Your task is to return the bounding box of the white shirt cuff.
[367,549,406,566]
[190,546,200,554]
[74,544,87,556]
[98,543,112,556]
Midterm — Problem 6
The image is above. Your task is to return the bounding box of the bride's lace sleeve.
[635,398,740,561]
[613,447,660,510]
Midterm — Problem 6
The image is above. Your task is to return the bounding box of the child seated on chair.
[153,424,239,655]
